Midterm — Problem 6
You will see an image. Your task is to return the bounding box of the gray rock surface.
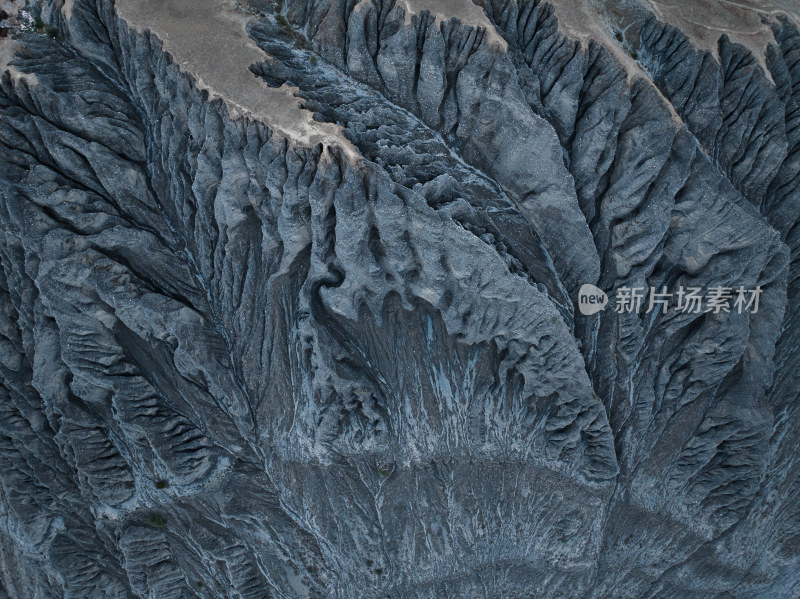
[0,0,798,597]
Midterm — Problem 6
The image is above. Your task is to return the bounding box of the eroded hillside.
[0,0,799,597]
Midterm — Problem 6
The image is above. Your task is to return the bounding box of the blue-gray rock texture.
[0,0,799,596]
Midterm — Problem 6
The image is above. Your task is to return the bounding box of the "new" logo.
[578,284,608,315]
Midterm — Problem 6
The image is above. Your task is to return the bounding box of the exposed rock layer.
[0,0,798,597]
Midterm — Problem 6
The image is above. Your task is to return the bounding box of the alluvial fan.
[0,0,799,597]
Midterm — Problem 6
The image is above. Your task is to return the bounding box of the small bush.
[276,14,289,27]
[33,18,58,39]
[146,513,167,528]
[614,30,623,42]
[155,479,168,489]
[309,54,318,65]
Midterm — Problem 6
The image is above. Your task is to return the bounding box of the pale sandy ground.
[548,0,800,77]
[113,0,357,157]
[643,0,799,71]
[5,0,796,149]
[401,0,507,48]
[0,37,38,86]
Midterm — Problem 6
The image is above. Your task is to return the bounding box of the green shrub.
[155,479,168,489]
[276,14,289,27]
[33,18,58,39]
[146,513,167,528]
[374,466,391,478]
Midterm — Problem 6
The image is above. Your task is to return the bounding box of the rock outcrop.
[0,0,798,597]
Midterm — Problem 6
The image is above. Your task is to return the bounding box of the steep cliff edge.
[0,0,798,597]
